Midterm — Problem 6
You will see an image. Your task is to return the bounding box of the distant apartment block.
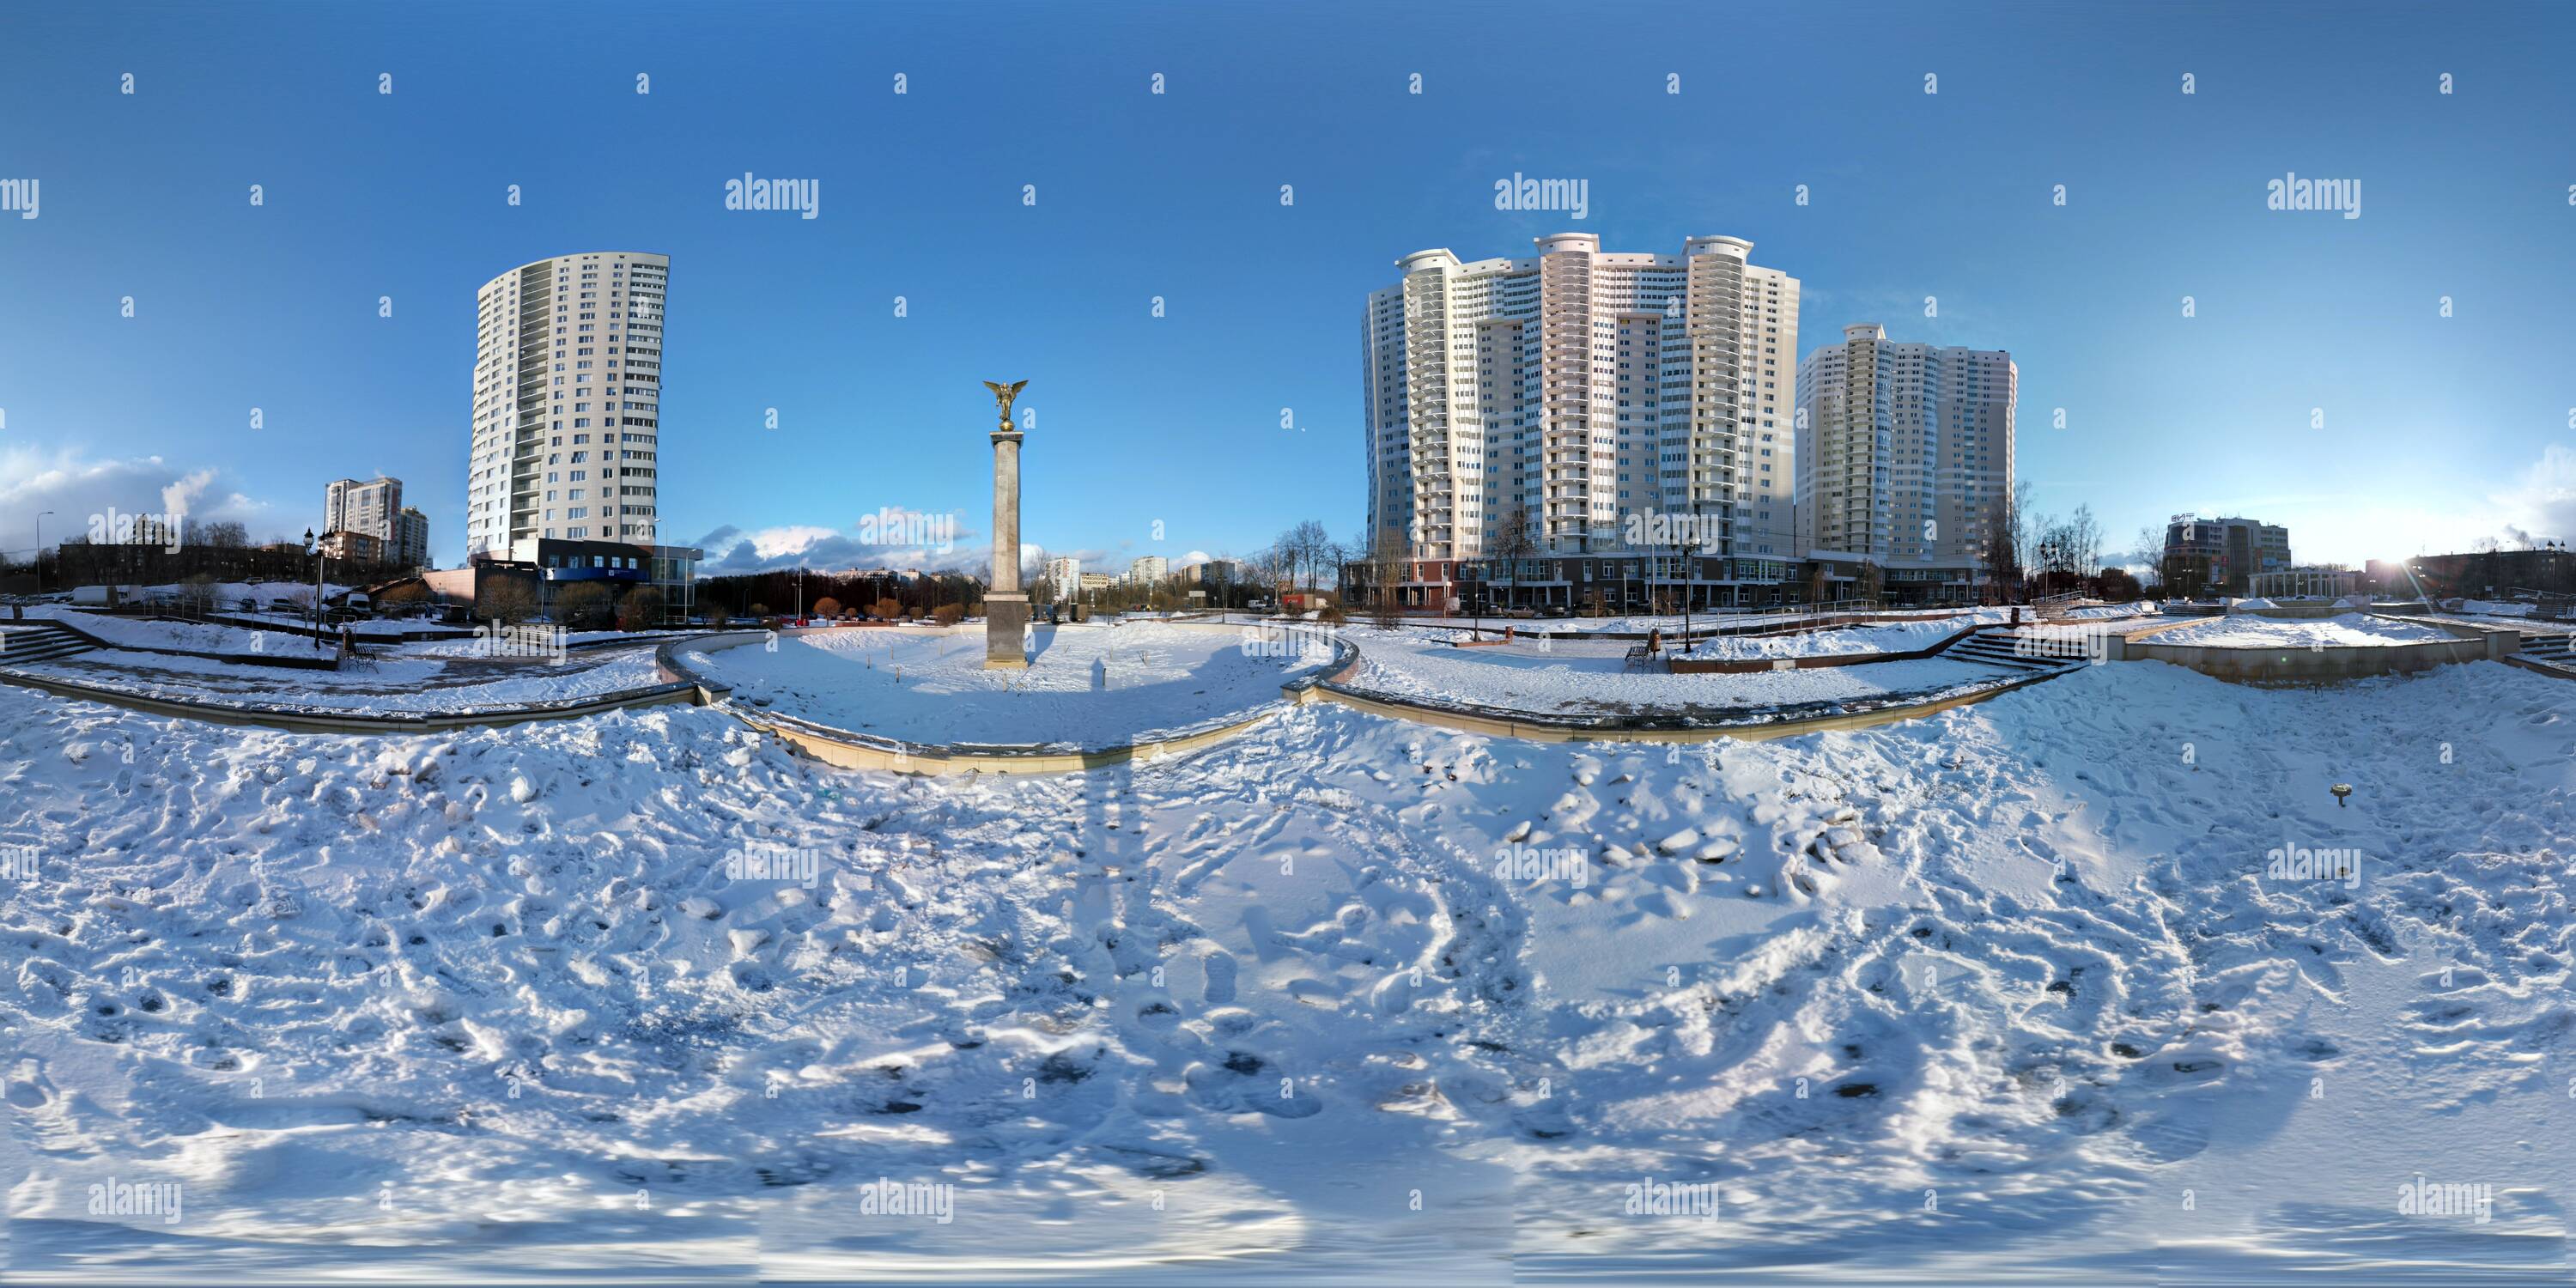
[467,252,667,559]
[325,476,402,545]
[1364,232,1799,609]
[1795,324,2016,600]
[392,507,430,570]
[317,529,384,562]
[2165,514,2290,595]
[1042,556,1081,598]
[2249,566,2354,599]
[1127,555,1167,585]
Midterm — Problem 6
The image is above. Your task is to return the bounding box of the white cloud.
[0,447,277,554]
[690,517,1029,580]
[740,525,841,560]
[2494,444,2576,546]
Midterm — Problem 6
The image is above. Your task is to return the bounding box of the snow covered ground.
[216,611,463,640]
[2153,613,2458,648]
[1375,607,1994,637]
[2,657,2570,1282]
[1678,614,1998,661]
[18,607,301,659]
[1,645,672,716]
[1340,628,2028,720]
[140,579,355,605]
[694,623,1335,749]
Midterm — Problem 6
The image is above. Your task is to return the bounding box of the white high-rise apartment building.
[1126,555,1167,585]
[1364,232,1798,565]
[1795,324,2016,597]
[1043,556,1081,598]
[467,252,668,558]
[325,476,402,546]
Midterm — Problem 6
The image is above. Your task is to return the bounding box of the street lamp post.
[33,510,54,596]
[304,528,324,653]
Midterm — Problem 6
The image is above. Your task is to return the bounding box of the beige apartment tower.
[1795,324,2016,600]
[467,252,668,559]
[1364,233,1799,570]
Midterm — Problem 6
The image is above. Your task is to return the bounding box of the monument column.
[983,380,1030,669]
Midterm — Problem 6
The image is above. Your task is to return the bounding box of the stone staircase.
[0,623,100,667]
[1946,628,2082,673]
[2518,632,2574,674]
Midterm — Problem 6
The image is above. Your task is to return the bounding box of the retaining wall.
[0,665,700,732]
[2107,615,2514,682]
[1666,623,1985,674]
[660,623,1354,776]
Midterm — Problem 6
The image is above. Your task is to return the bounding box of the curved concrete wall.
[2109,615,2514,683]
[668,622,1358,776]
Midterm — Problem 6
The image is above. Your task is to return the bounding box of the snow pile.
[3,644,672,716]
[2064,600,2159,619]
[2457,599,2534,618]
[19,607,297,659]
[1,658,2569,1279]
[1345,629,2022,719]
[1679,615,1984,661]
[219,611,453,640]
[695,622,1334,748]
[139,580,355,606]
[2153,613,2454,649]
[2224,597,2277,611]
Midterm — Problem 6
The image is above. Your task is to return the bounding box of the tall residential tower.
[324,475,402,546]
[466,252,668,560]
[1795,324,2015,600]
[1364,233,1798,568]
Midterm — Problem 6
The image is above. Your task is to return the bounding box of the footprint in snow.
[1202,950,1238,1005]
[5,1058,56,1109]
[2128,1111,2211,1163]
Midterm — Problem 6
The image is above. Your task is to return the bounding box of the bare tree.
[1978,483,2029,604]
[479,579,537,624]
[1365,526,1407,629]
[1488,503,1540,561]
[2069,504,2102,583]
[556,582,614,629]
[2132,525,2163,583]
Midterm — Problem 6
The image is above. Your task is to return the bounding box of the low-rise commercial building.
[2248,566,2356,599]
[2164,515,2290,596]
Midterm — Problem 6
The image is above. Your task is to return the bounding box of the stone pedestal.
[986,428,1028,668]
[985,592,1030,668]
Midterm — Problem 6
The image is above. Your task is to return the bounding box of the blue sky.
[3,0,2571,576]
